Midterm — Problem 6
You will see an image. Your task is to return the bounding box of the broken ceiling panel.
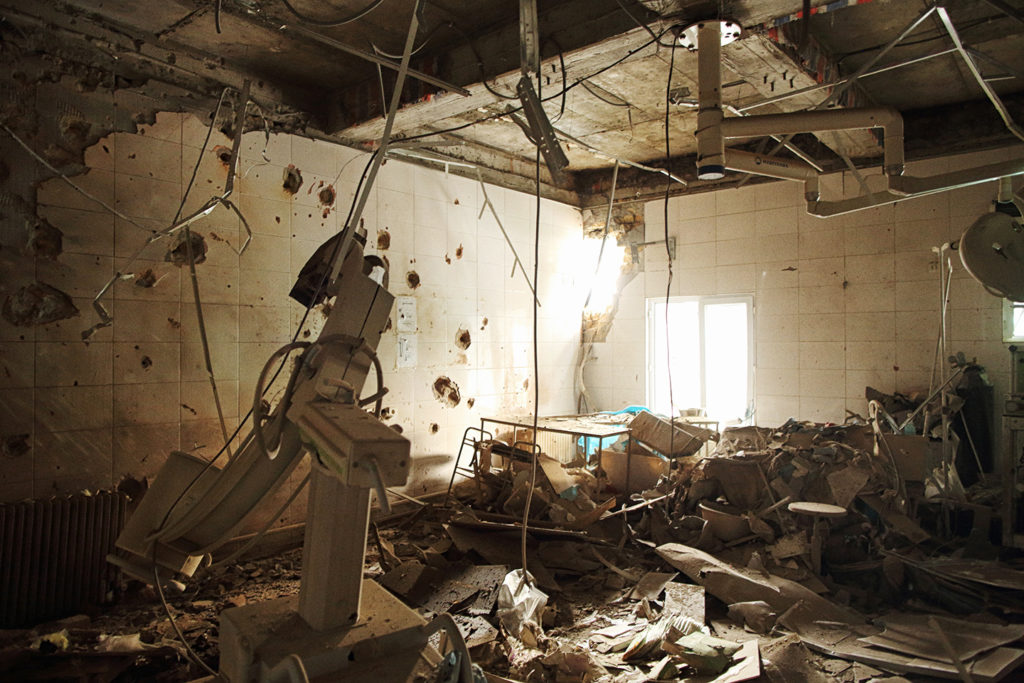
[3,0,1021,203]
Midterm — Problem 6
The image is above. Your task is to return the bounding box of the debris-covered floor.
[4,409,1024,682]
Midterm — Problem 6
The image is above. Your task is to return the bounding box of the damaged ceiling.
[2,0,1024,206]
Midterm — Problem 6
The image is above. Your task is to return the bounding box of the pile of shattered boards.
[4,411,1024,682]
[380,412,1024,682]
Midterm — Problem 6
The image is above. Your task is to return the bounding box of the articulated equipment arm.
[108,229,473,681]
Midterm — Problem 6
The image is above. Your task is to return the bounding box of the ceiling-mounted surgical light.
[959,179,1024,301]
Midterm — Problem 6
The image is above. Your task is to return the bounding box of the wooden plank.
[803,631,1024,682]
[858,614,1024,663]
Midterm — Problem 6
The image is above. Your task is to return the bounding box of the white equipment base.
[220,579,433,682]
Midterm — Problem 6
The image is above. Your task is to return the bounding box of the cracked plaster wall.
[0,78,587,526]
[585,145,1024,436]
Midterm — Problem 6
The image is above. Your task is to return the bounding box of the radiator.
[0,491,127,628]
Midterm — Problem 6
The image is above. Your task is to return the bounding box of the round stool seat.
[787,501,847,518]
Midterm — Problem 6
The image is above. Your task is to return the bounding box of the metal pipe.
[554,126,688,186]
[696,21,725,180]
[724,107,909,175]
[935,7,1024,143]
[328,3,421,285]
[724,149,817,181]
[809,158,1024,216]
[720,107,901,137]
[725,149,820,201]
[722,107,904,175]
[887,157,1024,197]
[282,24,472,97]
[737,3,939,189]
[737,47,958,113]
[724,104,824,172]
[823,4,938,109]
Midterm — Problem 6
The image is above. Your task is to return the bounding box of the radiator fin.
[0,491,127,628]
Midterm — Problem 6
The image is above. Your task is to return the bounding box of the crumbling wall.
[584,146,1024,430]
[0,78,586,520]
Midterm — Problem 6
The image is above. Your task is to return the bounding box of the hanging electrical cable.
[173,89,251,450]
[663,34,677,458]
[518,34,544,587]
[142,151,381,545]
[397,28,669,143]
[581,79,631,107]
[519,145,542,587]
[543,36,568,122]
[278,0,388,27]
[370,20,445,59]
[612,0,682,47]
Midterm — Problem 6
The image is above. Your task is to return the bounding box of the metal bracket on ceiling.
[676,20,742,51]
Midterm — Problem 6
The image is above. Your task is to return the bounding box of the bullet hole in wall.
[432,376,461,407]
[165,231,208,266]
[282,165,303,194]
[135,269,157,287]
[318,185,336,207]
[2,434,31,459]
[2,282,79,327]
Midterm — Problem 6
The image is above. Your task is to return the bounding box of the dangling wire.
[519,59,544,590]
[664,35,677,456]
[279,0,388,27]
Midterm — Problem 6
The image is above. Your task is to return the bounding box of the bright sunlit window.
[1006,299,1024,342]
[647,296,753,425]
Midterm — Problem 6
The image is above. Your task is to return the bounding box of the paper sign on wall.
[397,334,417,368]
[396,297,417,333]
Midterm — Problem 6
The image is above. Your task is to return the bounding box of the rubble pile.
[3,406,1024,681]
